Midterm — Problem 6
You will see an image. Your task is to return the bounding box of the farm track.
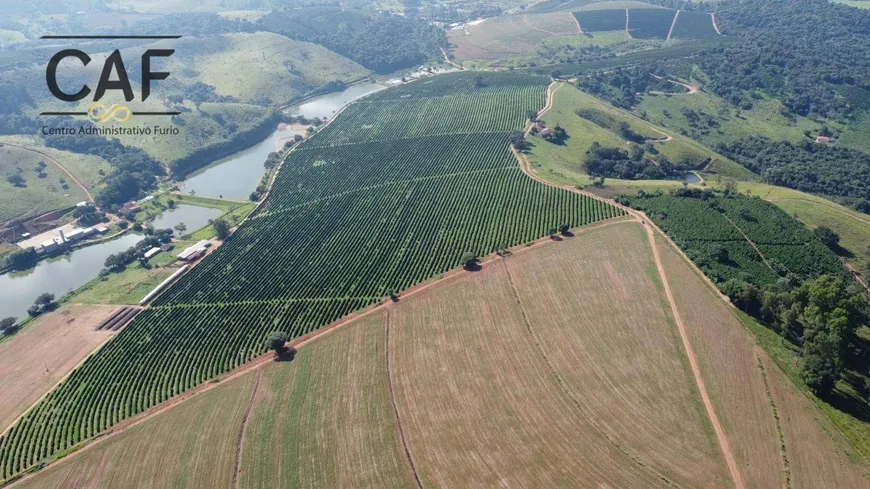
[572,11,583,33]
[515,83,749,487]
[721,213,776,273]
[666,10,680,41]
[0,142,93,201]
[231,369,262,489]
[711,12,722,35]
[384,308,425,489]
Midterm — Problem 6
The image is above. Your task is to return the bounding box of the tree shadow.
[463,262,482,272]
[274,347,297,362]
[561,231,575,238]
[832,243,855,259]
[826,379,870,424]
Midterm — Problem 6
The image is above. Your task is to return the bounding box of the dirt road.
[0,141,93,201]
[666,10,680,41]
[712,12,722,35]
[643,219,747,489]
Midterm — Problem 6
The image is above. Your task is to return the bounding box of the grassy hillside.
[0,145,87,223]
[527,83,746,185]
[166,32,371,105]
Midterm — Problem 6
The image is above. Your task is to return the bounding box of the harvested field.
[652,233,784,489]
[239,314,413,489]
[12,372,255,489]
[761,354,870,488]
[389,221,729,488]
[0,305,120,433]
[449,13,580,60]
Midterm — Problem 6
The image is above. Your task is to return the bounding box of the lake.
[0,233,143,322]
[181,82,388,201]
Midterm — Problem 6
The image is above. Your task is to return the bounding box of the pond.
[147,204,223,233]
[286,82,387,120]
[0,233,143,322]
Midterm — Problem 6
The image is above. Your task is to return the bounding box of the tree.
[174,222,187,234]
[548,227,558,238]
[6,173,25,187]
[709,243,729,263]
[460,251,477,270]
[213,219,230,240]
[264,331,288,356]
[813,226,840,250]
[473,75,485,88]
[34,293,55,305]
[167,199,176,209]
[558,223,570,235]
[0,317,16,334]
[4,247,38,270]
[801,333,840,397]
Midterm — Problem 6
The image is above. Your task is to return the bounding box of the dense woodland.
[584,142,675,180]
[700,0,870,120]
[717,137,870,211]
[260,7,447,73]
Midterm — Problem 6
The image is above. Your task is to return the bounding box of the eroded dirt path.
[711,12,722,35]
[384,308,425,489]
[722,213,776,272]
[571,12,583,33]
[232,369,263,489]
[0,141,93,201]
[643,219,747,489]
[666,10,680,41]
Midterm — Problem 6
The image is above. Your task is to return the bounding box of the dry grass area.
[13,373,255,489]
[239,314,414,489]
[449,13,580,60]
[390,221,728,487]
[0,305,119,433]
[654,232,870,489]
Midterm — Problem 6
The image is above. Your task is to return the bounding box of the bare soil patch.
[0,304,120,433]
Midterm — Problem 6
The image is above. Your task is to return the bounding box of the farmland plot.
[573,9,627,31]
[0,72,624,481]
[671,10,719,39]
[390,222,730,488]
[654,233,870,489]
[628,8,677,39]
[448,13,580,61]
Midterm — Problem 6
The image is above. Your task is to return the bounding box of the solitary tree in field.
[264,331,289,356]
[558,224,570,235]
[174,222,187,234]
[213,219,230,240]
[548,227,558,239]
[460,252,477,270]
[6,174,25,187]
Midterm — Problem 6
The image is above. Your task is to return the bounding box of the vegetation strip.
[231,369,262,489]
[756,355,793,489]
[384,308,425,489]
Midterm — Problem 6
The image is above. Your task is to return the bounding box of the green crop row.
[0,72,625,480]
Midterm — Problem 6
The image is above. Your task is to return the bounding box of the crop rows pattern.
[0,72,624,480]
[670,11,718,39]
[573,10,627,32]
[627,9,678,39]
[626,193,845,285]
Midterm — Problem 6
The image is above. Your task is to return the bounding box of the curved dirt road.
[0,141,93,201]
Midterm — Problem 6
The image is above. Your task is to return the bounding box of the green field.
[527,84,743,184]
[627,8,677,39]
[0,135,113,190]
[670,10,719,39]
[573,9,627,31]
[135,193,255,241]
[0,145,86,223]
[67,263,180,306]
[636,89,819,146]
[0,72,626,481]
[730,181,870,272]
[623,192,847,285]
[833,0,870,8]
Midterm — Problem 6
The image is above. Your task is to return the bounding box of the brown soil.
[0,304,120,435]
